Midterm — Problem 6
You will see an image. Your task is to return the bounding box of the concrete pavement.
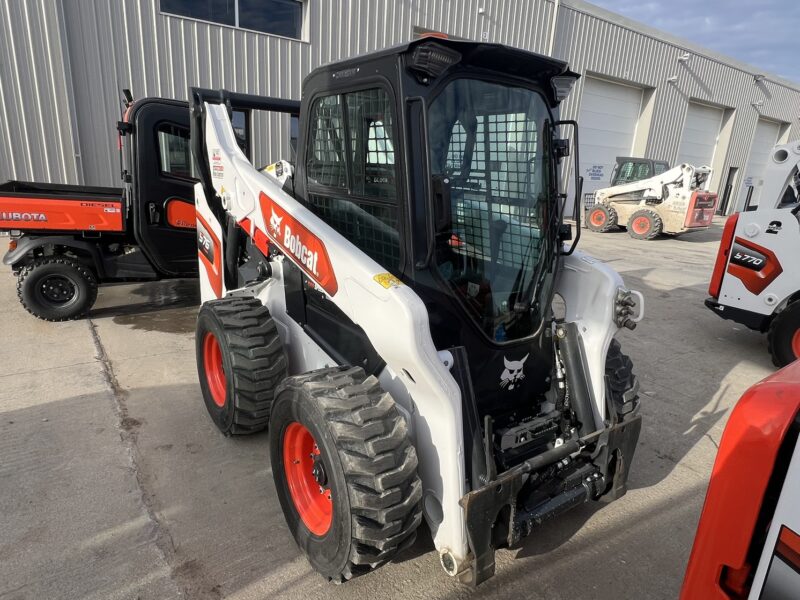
[0,221,774,599]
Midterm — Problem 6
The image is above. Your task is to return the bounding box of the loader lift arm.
[190,85,469,578]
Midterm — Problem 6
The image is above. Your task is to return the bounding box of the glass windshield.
[428,78,557,343]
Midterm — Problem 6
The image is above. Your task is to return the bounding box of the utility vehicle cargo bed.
[0,180,124,233]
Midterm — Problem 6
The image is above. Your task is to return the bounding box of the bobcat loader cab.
[706,141,800,367]
[190,39,644,586]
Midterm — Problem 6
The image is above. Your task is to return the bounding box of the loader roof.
[304,37,579,107]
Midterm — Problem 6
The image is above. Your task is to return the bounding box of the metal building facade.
[1,0,798,213]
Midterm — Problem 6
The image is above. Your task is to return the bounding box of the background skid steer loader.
[706,141,800,367]
[189,39,644,585]
[587,159,718,239]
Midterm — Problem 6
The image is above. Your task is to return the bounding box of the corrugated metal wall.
[553,1,799,197]
[1,0,799,197]
[0,0,555,188]
[0,0,81,184]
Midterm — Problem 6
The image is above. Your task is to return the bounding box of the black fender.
[3,235,105,277]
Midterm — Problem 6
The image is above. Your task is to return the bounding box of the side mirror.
[553,120,582,256]
[554,139,570,161]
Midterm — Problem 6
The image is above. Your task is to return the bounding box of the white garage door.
[576,77,643,199]
[677,102,723,168]
[739,119,781,209]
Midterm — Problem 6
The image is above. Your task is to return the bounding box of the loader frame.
[189,38,644,584]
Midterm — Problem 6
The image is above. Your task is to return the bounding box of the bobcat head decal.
[500,354,529,390]
[269,210,283,237]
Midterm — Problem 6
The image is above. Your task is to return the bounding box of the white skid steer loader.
[189,39,644,586]
[706,141,800,367]
[587,160,718,239]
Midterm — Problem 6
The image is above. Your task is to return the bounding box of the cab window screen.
[614,161,635,184]
[346,88,397,200]
[306,95,347,188]
[633,162,650,181]
[157,124,195,179]
[305,88,401,269]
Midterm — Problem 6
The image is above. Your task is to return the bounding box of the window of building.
[305,88,401,269]
[157,124,195,179]
[160,0,303,40]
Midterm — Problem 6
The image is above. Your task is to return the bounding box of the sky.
[590,0,800,83]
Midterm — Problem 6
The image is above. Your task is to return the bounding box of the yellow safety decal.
[373,273,404,289]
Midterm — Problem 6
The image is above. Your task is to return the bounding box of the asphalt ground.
[0,219,774,599]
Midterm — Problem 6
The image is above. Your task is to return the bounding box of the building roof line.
[559,0,800,93]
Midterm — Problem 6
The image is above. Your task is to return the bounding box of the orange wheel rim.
[283,422,333,536]
[792,329,800,359]
[203,333,226,408]
[590,209,606,226]
[632,216,651,235]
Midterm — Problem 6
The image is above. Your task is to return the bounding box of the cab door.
[130,100,198,276]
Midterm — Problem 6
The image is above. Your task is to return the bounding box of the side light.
[551,75,578,102]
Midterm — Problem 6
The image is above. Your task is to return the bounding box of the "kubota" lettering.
[0,212,47,222]
[284,225,319,276]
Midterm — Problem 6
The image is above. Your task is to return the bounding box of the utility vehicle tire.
[196,297,287,435]
[768,301,800,368]
[627,209,663,240]
[17,257,97,321]
[587,204,618,233]
[270,366,423,583]
[606,339,640,418]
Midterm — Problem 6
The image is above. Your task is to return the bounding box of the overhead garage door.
[677,102,723,168]
[576,77,643,199]
[739,119,782,209]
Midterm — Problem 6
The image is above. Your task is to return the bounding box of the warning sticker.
[373,273,403,289]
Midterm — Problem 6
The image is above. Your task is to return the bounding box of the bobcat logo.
[500,354,528,390]
[269,210,283,236]
[766,220,782,234]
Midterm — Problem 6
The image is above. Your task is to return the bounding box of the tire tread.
[202,297,287,434]
[278,367,422,580]
[16,256,97,321]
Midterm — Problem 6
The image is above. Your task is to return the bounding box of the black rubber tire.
[270,366,423,583]
[606,339,640,418]
[627,209,663,240]
[17,257,98,321]
[196,296,287,435]
[587,204,618,233]
[768,301,800,368]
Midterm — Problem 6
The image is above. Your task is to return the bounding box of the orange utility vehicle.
[1,95,267,320]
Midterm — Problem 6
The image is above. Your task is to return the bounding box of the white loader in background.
[587,157,718,239]
[706,141,800,367]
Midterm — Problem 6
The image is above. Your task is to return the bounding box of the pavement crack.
[87,319,221,600]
